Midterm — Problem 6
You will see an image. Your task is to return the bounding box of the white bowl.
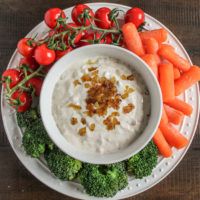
[40,44,162,164]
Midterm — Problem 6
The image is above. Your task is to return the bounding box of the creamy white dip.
[52,57,150,154]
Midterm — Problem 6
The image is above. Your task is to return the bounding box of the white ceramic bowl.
[40,44,162,164]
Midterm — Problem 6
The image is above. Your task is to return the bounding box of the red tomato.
[34,44,56,66]
[2,69,22,89]
[65,23,83,44]
[10,90,32,112]
[78,32,105,46]
[105,34,113,44]
[44,8,66,29]
[71,4,94,26]
[19,57,39,71]
[17,38,36,57]
[125,7,145,28]
[55,47,73,60]
[95,7,114,29]
[26,77,43,96]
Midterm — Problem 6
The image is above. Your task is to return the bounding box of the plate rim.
[1,2,199,199]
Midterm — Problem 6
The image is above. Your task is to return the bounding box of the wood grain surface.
[0,0,199,200]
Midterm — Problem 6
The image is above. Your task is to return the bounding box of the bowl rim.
[40,44,162,164]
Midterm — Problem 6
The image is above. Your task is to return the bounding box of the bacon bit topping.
[71,117,78,125]
[81,117,86,125]
[89,123,95,131]
[111,111,119,116]
[88,67,97,72]
[68,103,82,110]
[78,127,86,136]
[91,70,99,77]
[81,74,91,82]
[103,114,120,130]
[121,86,135,99]
[73,79,81,87]
[123,103,135,113]
[127,74,135,80]
[121,74,127,80]
[84,83,91,88]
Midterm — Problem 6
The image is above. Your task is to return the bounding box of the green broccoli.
[44,147,82,181]
[127,141,158,179]
[16,108,39,128]
[22,119,54,158]
[79,162,128,197]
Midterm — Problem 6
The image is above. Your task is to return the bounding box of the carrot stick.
[141,54,158,78]
[142,38,159,54]
[175,66,200,96]
[159,62,175,102]
[153,129,172,157]
[161,106,169,124]
[159,121,188,149]
[164,104,184,125]
[166,98,193,116]
[122,23,145,56]
[154,54,161,65]
[160,44,175,52]
[173,67,181,80]
[158,46,190,71]
[139,28,168,44]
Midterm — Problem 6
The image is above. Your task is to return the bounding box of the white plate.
[1,3,199,200]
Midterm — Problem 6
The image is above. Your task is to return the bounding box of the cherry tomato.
[19,57,39,71]
[65,23,83,44]
[55,47,73,60]
[71,4,94,26]
[95,7,114,29]
[34,44,56,66]
[10,90,32,112]
[105,34,113,44]
[125,7,145,28]
[44,8,66,29]
[78,32,105,46]
[17,38,36,57]
[26,77,43,96]
[2,69,22,89]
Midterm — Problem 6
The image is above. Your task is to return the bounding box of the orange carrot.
[159,62,175,102]
[164,104,184,125]
[142,37,159,54]
[173,67,181,80]
[166,98,193,116]
[122,23,145,56]
[141,54,158,78]
[161,106,169,124]
[159,121,188,149]
[158,46,190,71]
[154,54,161,65]
[139,28,168,44]
[153,128,172,157]
[175,66,200,96]
[160,44,175,52]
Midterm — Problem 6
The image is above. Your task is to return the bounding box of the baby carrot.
[122,23,145,56]
[173,67,181,80]
[161,106,169,124]
[153,128,172,157]
[175,66,200,96]
[154,54,161,65]
[166,98,193,116]
[160,44,175,52]
[159,121,188,149]
[158,46,190,71]
[139,28,168,44]
[141,54,158,78]
[159,62,175,102]
[164,104,184,125]
[142,37,159,54]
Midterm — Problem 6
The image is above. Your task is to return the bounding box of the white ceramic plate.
[1,3,199,200]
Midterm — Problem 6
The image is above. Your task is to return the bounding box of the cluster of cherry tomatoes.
[1,4,145,112]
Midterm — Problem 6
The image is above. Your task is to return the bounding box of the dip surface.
[52,57,150,154]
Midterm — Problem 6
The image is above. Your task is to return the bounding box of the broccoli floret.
[22,119,53,158]
[80,162,128,197]
[127,141,158,179]
[44,147,82,181]
[16,108,39,128]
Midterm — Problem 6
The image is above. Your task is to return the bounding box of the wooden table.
[0,0,199,199]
